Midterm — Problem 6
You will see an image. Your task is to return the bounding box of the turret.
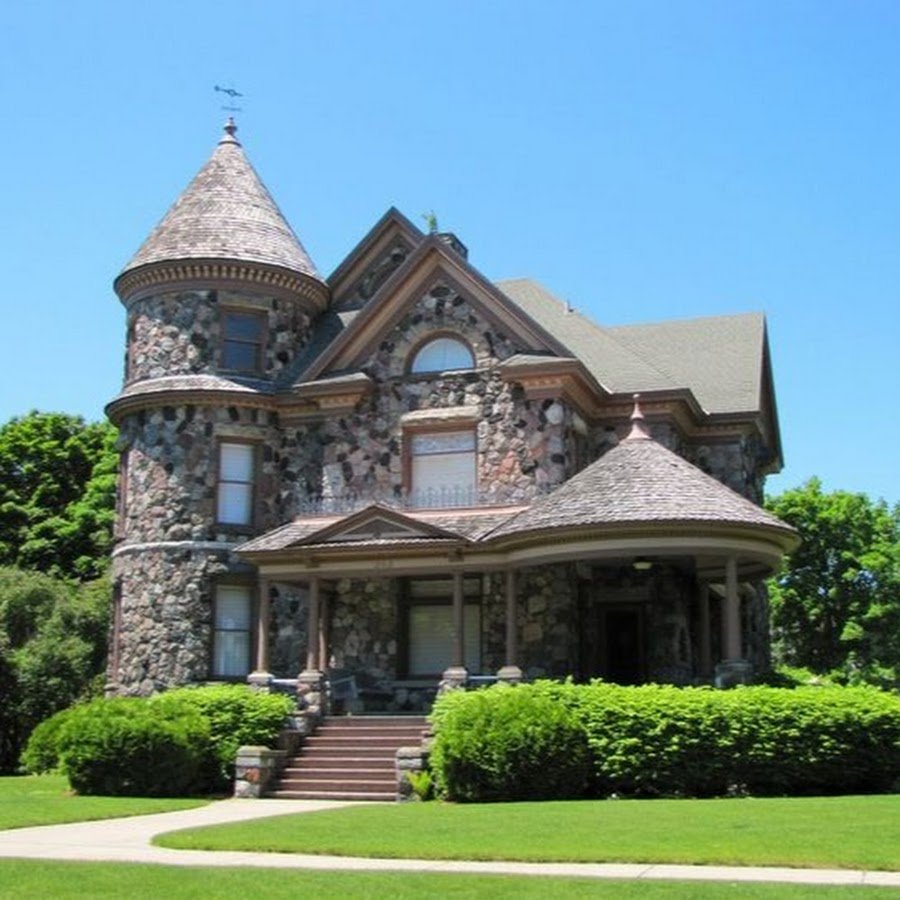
[107,121,325,694]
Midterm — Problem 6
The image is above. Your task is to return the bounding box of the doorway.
[601,608,644,684]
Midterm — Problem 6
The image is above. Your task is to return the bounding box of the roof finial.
[626,393,652,441]
[219,116,240,146]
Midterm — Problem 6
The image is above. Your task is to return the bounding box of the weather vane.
[214,84,243,114]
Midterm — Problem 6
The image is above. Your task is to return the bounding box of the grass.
[0,775,208,830]
[0,861,897,899]
[157,795,900,871]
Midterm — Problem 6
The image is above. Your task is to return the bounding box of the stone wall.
[125,288,314,383]
[281,280,578,508]
[118,403,282,543]
[269,582,308,678]
[687,434,767,503]
[328,578,398,682]
[110,546,233,695]
[516,564,579,678]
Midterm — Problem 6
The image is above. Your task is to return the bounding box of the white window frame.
[217,442,256,526]
[212,584,252,679]
[410,336,474,374]
[409,430,476,508]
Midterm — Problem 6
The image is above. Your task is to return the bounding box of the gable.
[283,504,467,547]
[328,208,424,309]
[303,237,571,382]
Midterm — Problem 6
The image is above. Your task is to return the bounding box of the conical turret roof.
[115,120,325,303]
[489,401,796,542]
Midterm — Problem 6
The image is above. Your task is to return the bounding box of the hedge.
[429,683,590,801]
[21,685,294,795]
[429,681,900,802]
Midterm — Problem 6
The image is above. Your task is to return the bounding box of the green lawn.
[0,775,208,830]
[0,861,896,900]
[157,795,900,871]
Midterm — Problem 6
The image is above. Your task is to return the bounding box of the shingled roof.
[498,278,766,415]
[117,120,322,284]
[486,407,794,542]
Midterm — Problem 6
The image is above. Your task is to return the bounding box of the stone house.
[106,120,797,711]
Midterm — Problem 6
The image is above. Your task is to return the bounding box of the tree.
[0,412,117,581]
[0,567,109,772]
[766,478,900,687]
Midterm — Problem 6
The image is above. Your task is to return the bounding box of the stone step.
[305,736,418,749]
[279,777,396,793]
[322,716,427,725]
[281,767,395,781]
[285,760,395,773]
[272,789,395,802]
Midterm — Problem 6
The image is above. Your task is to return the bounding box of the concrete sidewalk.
[0,798,897,887]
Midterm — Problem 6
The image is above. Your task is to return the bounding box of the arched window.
[410,336,474,374]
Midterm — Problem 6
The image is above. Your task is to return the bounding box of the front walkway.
[0,799,897,887]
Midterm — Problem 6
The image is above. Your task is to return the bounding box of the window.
[410,430,476,507]
[217,442,255,525]
[410,336,474,373]
[222,310,265,372]
[213,585,252,678]
[405,579,481,676]
[115,452,128,537]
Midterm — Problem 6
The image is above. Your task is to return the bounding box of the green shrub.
[152,685,294,791]
[573,683,900,798]
[57,697,211,796]
[429,683,590,802]
[428,681,900,802]
[19,706,78,774]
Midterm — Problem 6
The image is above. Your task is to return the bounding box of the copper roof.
[117,120,322,285]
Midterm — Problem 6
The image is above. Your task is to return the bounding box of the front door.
[602,608,644,684]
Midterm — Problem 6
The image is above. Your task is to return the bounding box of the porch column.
[319,589,329,672]
[298,575,327,715]
[247,576,273,689]
[305,575,321,672]
[723,557,741,661]
[715,556,753,686]
[497,569,522,682]
[441,570,468,689]
[698,581,711,679]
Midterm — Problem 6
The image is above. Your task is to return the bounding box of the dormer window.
[410,336,474,374]
[222,310,265,373]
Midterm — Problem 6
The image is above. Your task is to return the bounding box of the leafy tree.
[0,567,109,772]
[0,412,117,581]
[766,478,900,687]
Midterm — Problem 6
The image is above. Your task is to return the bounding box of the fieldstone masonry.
[107,137,782,703]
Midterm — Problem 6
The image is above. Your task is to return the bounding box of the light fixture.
[632,557,653,572]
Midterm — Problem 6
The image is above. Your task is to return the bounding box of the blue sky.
[1,1,898,503]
